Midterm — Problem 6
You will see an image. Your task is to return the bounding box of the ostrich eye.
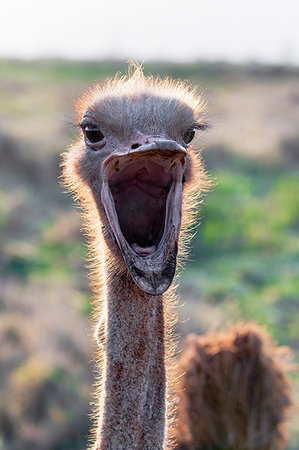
[183,129,195,144]
[84,124,104,144]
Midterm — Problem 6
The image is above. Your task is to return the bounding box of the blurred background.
[0,1,298,449]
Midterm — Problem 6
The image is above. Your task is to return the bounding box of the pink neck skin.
[94,266,166,450]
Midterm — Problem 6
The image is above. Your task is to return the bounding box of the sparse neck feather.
[94,248,167,450]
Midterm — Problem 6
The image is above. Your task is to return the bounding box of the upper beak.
[103,139,187,171]
[135,139,187,154]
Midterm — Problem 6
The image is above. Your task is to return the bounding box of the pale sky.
[1,0,299,64]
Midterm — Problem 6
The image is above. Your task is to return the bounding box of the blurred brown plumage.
[174,323,293,450]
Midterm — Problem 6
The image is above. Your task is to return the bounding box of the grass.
[1,58,299,84]
[0,59,298,449]
[180,149,299,344]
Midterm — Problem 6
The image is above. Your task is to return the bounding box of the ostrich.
[62,65,208,449]
[61,66,292,450]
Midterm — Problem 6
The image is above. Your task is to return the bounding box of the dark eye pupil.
[184,129,195,144]
[85,125,104,143]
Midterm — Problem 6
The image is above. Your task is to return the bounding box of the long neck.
[94,254,167,449]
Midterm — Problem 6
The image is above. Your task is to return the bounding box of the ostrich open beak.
[101,140,186,295]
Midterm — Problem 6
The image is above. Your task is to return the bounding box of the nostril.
[131,143,141,149]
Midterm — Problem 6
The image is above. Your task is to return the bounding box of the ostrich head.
[63,66,208,295]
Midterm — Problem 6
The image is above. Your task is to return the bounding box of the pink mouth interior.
[109,160,173,255]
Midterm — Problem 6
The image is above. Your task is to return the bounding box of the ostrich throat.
[98,257,166,449]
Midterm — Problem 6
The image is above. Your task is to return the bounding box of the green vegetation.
[180,149,299,348]
[0,60,298,449]
[1,58,298,84]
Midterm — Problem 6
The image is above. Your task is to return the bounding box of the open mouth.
[101,146,186,295]
[109,159,173,256]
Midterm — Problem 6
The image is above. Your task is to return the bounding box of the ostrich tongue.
[131,243,157,255]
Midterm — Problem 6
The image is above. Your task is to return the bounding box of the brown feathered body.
[175,323,292,450]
